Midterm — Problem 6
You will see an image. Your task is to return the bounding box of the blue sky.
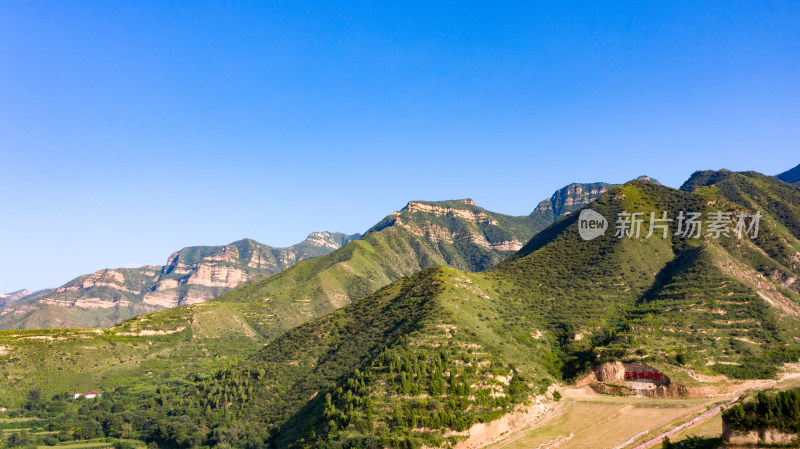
[1,1,798,292]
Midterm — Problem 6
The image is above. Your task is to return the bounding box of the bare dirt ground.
[476,365,800,449]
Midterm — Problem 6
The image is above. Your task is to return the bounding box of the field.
[0,417,147,449]
[487,395,722,449]
[657,414,722,448]
[485,374,800,449]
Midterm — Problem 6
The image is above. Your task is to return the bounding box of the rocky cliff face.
[373,199,527,252]
[723,421,799,445]
[0,232,360,330]
[531,182,613,223]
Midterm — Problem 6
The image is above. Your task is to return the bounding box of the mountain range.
[173,169,800,448]
[2,167,799,449]
[0,232,359,330]
[0,180,612,407]
[0,181,612,332]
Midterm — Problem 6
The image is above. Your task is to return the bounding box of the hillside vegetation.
[1,185,608,408]
[5,172,800,449]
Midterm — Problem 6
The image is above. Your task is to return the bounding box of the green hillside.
[209,199,547,335]
[0,185,607,409]
[20,173,795,449]
[0,300,275,406]
[211,189,615,320]
[9,173,799,449]
[167,178,800,448]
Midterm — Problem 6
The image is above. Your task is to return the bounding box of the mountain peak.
[679,169,734,191]
[1,289,30,298]
[635,175,660,184]
[403,198,477,211]
[0,289,32,305]
[531,181,613,220]
[1,232,359,330]
[304,231,360,249]
[776,163,800,184]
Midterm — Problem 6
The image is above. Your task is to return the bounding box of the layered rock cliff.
[530,182,613,223]
[0,232,359,330]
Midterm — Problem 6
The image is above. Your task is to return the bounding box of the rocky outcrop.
[538,182,612,219]
[577,362,691,398]
[374,200,526,253]
[185,265,249,288]
[586,361,670,385]
[488,241,523,251]
[723,420,799,445]
[405,200,498,225]
[305,232,348,249]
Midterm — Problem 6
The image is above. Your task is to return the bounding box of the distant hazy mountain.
[776,163,800,183]
[0,289,32,301]
[0,289,37,309]
[0,232,359,330]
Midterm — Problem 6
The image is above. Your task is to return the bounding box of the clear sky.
[1,1,798,293]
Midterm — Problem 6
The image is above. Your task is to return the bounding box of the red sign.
[624,371,662,382]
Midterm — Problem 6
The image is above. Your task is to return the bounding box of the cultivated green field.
[1,416,149,449]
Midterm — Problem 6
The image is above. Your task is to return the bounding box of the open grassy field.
[656,414,722,448]
[487,395,722,449]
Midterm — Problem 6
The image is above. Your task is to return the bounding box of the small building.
[84,391,101,399]
[70,393,82,399]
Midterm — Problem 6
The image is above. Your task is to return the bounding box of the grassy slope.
[190,266,556,448]
[0,301,275,406]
